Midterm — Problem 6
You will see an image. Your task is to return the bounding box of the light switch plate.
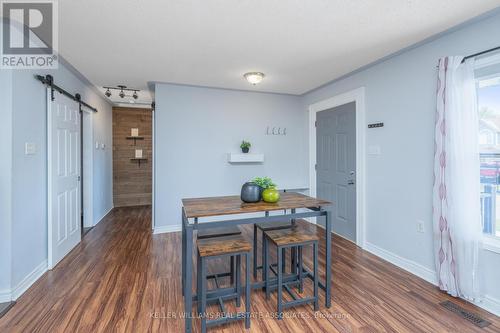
[368,145,381,155]
[417,220,425,233]
[101,143,105,149]
[25,142,36,155]
[95,141,99,149]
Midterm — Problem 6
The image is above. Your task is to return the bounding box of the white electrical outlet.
[417,220,425,233]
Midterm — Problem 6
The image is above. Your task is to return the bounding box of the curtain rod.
[35,74,98,113]
[462,45,500,63]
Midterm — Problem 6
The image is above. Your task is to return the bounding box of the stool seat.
[197,226,241,239]
[197,235,252,257]
[256,221,292,231]
[265,227,319,247]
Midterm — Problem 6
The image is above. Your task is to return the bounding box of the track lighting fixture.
[103,85,140,101]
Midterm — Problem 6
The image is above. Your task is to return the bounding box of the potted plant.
[252,177,280,203]
[240,140,251,153]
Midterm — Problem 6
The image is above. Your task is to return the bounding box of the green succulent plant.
[252,177,276,189]
[240,140,251,149]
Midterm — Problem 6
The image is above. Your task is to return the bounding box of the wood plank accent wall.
[112,107,152,207]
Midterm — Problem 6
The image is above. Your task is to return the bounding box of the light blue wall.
[154,84,308,228]
[0,70,13,299]
[5,63,113,291]
[301,11,500,302]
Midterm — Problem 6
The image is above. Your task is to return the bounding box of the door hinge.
[315,120,317,127]
[77,175,81,181]
[315,164,317,170]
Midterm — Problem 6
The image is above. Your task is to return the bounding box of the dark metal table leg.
[185,225,194,332]
[182,210,186,296]
[313,242,319,311]
[253,224,258,279]
[325,210,332,308]
[277,246,283,319]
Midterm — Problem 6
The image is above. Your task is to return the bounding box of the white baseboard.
[0,289,11,303]
[364,242,438,286]
[153,224,182,234]
[11,259,47,301]
[94,206,113,226]
[477,295,500,317]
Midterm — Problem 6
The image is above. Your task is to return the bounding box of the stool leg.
[245,253,251,329]
[298,246,303,293]
[265,237,270,299]
[277,246,283,320]
[313,242,319,311]
[253,224,258,279]
[236,254,241,307]
[281,248,286,273]
[201,257,207,333]
[197,251,202,314]
[230,256,235,284]
[291,246,296,276]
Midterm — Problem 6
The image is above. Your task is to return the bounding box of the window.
[476,54,500,241]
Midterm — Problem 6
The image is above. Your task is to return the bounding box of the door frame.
[308,87,366,248]
[151,107,156,231]
[81,107,94,229]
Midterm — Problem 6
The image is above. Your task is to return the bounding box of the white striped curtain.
[433,56,482,301]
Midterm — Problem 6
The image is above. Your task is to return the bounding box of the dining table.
[181,192,332,333]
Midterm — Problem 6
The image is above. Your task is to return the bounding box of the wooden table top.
[182,192,331,218]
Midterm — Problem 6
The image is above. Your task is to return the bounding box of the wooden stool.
[198,226,242,284]
[253,220,292,280]
[263,227,319,319]
[197,234,252,333]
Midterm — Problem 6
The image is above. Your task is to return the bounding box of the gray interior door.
[316,102,356,242]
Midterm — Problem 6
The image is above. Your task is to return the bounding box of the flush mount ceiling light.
[243,72,265,85]
[103,85,140,100]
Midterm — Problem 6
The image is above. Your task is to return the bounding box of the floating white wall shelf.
[227,153,264,163]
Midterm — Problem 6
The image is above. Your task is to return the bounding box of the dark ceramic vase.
[240,182,261,203]
[242,147,249,153]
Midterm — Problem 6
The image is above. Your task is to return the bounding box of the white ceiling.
[58,0,500,95]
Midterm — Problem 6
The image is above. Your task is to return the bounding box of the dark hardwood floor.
[0,206,499,332]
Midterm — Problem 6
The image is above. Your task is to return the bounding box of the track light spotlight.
[132,91,138,99]
[119,90,125,98]
[105,88,111,97]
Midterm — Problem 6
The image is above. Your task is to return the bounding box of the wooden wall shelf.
[126,136,145,145]
[130,158,148,167]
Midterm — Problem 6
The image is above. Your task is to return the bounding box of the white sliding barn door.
[47,89,81,269]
